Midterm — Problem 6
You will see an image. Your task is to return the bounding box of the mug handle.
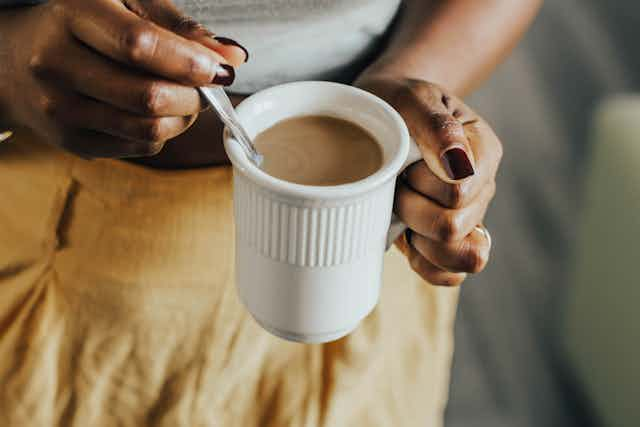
[386,139,423,249]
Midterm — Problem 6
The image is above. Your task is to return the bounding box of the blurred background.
[445,1,639,426]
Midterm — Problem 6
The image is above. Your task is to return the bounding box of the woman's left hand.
[356,77,503,287]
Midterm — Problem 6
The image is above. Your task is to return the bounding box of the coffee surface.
[254,115,383,186]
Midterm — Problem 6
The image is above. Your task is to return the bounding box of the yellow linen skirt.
[0,129,458,427]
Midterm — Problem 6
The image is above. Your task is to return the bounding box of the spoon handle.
[198,86,263,165]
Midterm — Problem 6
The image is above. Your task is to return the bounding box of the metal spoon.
[0,130,12,143]
[198,86,263,166]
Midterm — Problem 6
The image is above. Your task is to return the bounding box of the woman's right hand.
[0,0,247,158]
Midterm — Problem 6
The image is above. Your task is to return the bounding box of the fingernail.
[212,64,235,86]
[214,36,249,62]
[441,147,475,180]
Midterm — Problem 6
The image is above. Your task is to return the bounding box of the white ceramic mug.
[224,81,421,343]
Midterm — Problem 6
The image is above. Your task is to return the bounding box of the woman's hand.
[0,0,247,158]
[357,77,503,287]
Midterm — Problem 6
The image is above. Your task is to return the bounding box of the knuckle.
[148,140,165,155]
[429,113,463,136]
[446,182,470,209]
[458,244,488,274]
[197,55,216,81]
[121,23,158,63]
[135,140,165,157]
[28,53,47,76]
[140,82,167,115]
[141,119,166,143]
[172,15,205,35]
[186,55,209,81]
[434,211,463,243]
[124,0,151,19]
[40,96,57,117]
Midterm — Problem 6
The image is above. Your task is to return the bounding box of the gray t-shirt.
[173,0,401,93]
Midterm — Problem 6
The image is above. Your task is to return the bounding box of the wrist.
[355,66,405,87]
[356,66,437,91]
[357,55,466,96]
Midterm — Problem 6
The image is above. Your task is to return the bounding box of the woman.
[0,0,540,426]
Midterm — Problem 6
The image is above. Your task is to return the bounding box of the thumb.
[418,110,476,183]
[123,0,248,68]
[400,83,476,183]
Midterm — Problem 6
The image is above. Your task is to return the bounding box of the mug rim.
[224,81,410,200]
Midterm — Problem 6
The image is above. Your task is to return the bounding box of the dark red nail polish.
[212,64,235,86]
[442,147,475,180]
[214,36,249,62]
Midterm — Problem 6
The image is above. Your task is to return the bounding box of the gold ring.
[474,224,492,248]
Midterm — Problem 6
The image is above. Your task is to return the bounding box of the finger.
[404,138,497,209]
[31,39,204,117]
[395,179,495,243]
[400,84,502,206]
[404,161,475,209]
[464,118,504,180]
[59,129,166,159]
[404,236,467,287]
[439,91,476,124]
[438,92,503,179]
[397,81,476,183]
[51,94,195,143]
[439,92,503,186]
[410,226,492,274]
[204,36,249,67]
[132,0,248,67]
[66,0,234,86]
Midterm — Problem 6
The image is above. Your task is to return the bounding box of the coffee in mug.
[254,115,383,186]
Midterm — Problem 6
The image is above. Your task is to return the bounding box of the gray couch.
[445,1,640,426]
